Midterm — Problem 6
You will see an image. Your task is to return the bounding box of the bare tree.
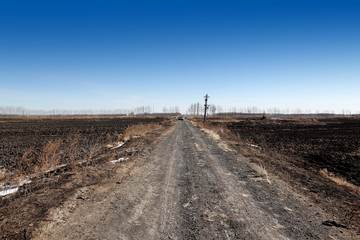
[175,106,180,114]
[210,105,216,115]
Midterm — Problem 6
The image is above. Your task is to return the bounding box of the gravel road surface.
[36,121,355,239]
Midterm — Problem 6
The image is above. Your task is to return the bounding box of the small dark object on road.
[78,196,89,200]
[322,220,348,228]
[178,116,184,120]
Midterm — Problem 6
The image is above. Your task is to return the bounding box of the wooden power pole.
[204,94,209,122]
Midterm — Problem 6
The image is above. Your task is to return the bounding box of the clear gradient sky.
[1,0,359,113]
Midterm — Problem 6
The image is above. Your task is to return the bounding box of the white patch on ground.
[273,224,285,229]
[45,164,67,173]
[22,180,32,185]
[247,143,261,149]
[183,202,191,208]
[284,207,294,212]
[0,179,32,197]
[111,157,129,164]
[110,142,125,150]
[194,142,202,151]
[0,187,19,196]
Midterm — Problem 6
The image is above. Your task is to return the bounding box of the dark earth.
[0,116,165,172]
[34,120,357,239]
[0,116,171,239]
[1,116,359,239]
[202,116,360,234]
[226,117,360,186]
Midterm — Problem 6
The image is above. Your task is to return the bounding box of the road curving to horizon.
[35,120,356,239]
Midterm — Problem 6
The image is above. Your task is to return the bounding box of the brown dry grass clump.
[15,134,88,177]
[39,139,62,172]
[195,120,230,140]
[123,123,161,141]
[17,137,76,176]
[18,147,36,175]
[320,168,360,196]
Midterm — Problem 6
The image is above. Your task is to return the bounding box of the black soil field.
[0,116,165,172]
[200,116,360,233]
[34,121,356,239]
[227,117,360,187]
[0,116,172,239]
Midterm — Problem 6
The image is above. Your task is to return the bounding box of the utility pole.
[203,94,209,122]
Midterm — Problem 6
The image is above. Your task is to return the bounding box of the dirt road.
[35,121,355,239]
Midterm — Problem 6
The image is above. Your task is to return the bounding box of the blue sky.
[1,0,359,113]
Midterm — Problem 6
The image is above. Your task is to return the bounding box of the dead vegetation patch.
[123,123,162,141]
[191,116,360,234]
[0,117,174,239]
[320,168,360,196]
[192,119,234,153]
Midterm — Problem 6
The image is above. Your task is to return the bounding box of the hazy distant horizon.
[1,1,359,113]
[0,105,357,116]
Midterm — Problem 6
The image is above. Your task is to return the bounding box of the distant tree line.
[186,103,357,116]
[187,102,217,116]
[0,106,180,116]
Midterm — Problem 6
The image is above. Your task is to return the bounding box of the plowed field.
[227,117,360,186]
[0,116,164,172]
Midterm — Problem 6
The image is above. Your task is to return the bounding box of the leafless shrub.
[39,139,62,171]
[18,147,36,175]
[66,133,80,164]
[87,139,102,162]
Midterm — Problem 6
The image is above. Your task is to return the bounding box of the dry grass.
[201,128,221,141]
[193,119,274,184]
[66,133,80,163]
[39,139,62,171]
[194,120,229,139]
[3,122,163,183]
[191,120,235,152]
[0,167,8,181]
[18,147,36,175]
[320,168,360,196]
[15,134,81,176]
[87,139,102,161]
[250,163,272,184]
[122,123,160,141]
